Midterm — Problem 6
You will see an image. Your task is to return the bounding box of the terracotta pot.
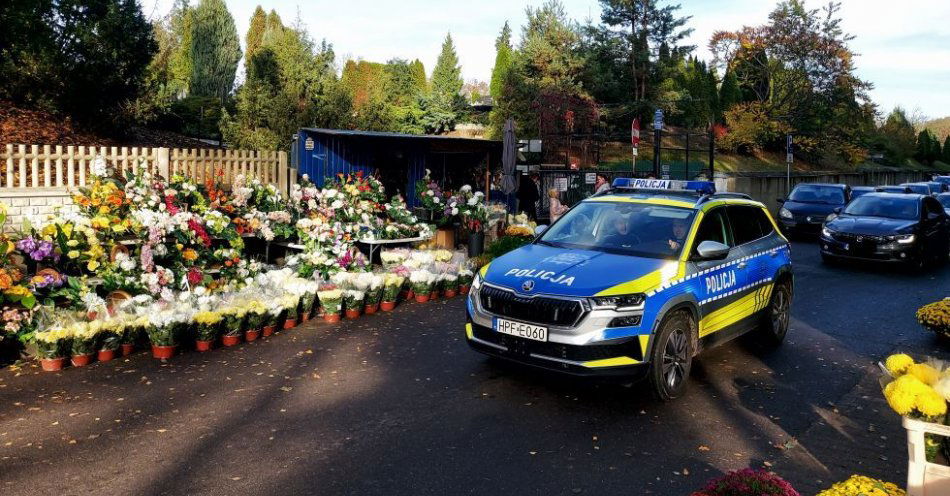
[222,335,242,347]
[283,318,297,330]
[364,304,378,315]
[444,289,457,298]
[40,357,66,372]
[460,285,470,295]
[71,353,94,367]
[97,349,116,362]
[415,294,430,303]
[301,311,311,322]
[245,329,260,342]
[345,309,361,320]
[120,343,135,356]
[324,313,341,323]
[195,340,214,352]
[405,290,414,300]
[429,291,439,300]
[262,325,276,337]
[380,301,396,312]
[151,345,177,359]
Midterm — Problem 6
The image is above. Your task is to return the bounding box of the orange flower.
[0,271,12,290]
[182,248,198,262]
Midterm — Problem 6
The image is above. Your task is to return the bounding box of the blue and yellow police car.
[465,179,793,400]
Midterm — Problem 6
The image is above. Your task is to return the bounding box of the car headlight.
[822,226,834,238]
[471,272,483,291]
[590,293,645,311]
[779,207,793,219]
[896,234,915,244]
[825,213,838,222]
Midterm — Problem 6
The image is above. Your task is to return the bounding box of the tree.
[430,33,464,111]
[131,0,193,123]
[944,136,950,164]
[189,0,242,102]
[718,70,741,115]
[490,22,513,101]
[245,6,267,62]
[409,59,428,94]
[916,129,940,164]
[878,108,917,165]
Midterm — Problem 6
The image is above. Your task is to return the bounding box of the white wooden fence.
[0,144,292,229]
[0,144,289,191]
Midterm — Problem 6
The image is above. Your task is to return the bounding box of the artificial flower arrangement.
[816,475,905,496]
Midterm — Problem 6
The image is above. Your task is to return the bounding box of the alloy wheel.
[662,328,689,389]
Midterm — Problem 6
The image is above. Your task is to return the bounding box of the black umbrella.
[501,118,517,195]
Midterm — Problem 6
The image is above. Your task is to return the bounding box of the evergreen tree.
[490,22,513,101]
[916,129,936,164]
[718,70,741,116]
[431,33,464,110]
[189,0,242,102]
[409,59,428,94]
[245,6,267,62]
[944,136,950,164]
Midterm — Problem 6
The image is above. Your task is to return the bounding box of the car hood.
[827,215,917,235]
[483,243,671,297]
[783,200,842,216]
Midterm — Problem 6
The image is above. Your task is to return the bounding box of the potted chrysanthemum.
[458,269,474,295]
[244,301,267,342]
[381,274,403,311]
[97,319,123,362]
[365,274,385,314]
[410,270,433,303]
[263,305,282,336]
[34,327,71,371]
[280,294,300,329]
[194,310,222,351]
[147,310,179,359]
[318,285,343,323]
[299,283,318,322]
[71,321,100,367]
[443,273,459,298]
[343,289,365,319]
[220,306,246,346]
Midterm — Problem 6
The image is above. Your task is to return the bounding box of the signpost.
[652,109,664,178]
[786,134,793,195]
[631,118,640,173]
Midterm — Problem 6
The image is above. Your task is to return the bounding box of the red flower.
[188,219,212,248]
[187,267,202,285]
[164,195,179,215]
[356,170,364,178]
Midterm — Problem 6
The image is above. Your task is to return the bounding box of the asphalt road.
[2,239,949,496]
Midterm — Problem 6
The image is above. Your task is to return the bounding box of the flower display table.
[904,416,950,495]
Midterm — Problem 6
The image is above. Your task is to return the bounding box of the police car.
[465,179,793,400]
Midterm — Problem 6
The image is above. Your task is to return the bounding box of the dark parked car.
[777,183,851,235]
[901,183,933,195]
[877,185,913,194]
[819,193,950,269]
[850,186,875,199]
[924,181,949,194]
[933,176,950,187]
[938,193,950,215]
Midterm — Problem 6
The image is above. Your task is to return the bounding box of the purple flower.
[32,240,55,261]
[16,236,37,254]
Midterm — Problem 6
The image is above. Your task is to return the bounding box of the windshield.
[788,185,846,204]
[843,196,919,220]
[938,195,950,208]
[538,201,696,259]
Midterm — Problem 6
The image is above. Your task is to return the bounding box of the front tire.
[758,280,792,347]
[648,311,695,401]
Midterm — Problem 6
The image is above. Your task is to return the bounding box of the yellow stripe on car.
[465,323,474,339]
[699,283,774,337]
[583,356,640,368]
[586,196,695,209]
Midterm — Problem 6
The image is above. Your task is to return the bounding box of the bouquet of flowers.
[457,185,489,232]
[147,309,179,347]
[881,353,950,462]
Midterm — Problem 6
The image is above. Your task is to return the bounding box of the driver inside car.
[600,210,634,248]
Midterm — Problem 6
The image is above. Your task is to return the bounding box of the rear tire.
[648,311,695,402]
[757,280,791,347]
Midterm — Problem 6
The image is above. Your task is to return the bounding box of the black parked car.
[777,183,851,235]
[938,193,950,215]
[924,181,948,194]
[933,176,950,187]
[877,185,913,194]
[819,193,950,269]
[850,186,875,199]
[901,183,933,195]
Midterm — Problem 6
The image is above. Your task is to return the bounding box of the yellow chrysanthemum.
[87,260,100,272]
[884,381,917,415]
[916,390,948,417]
[885,353,914,376]
[894,374,931,396]
[907,363,940,386]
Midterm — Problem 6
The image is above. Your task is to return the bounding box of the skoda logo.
[522,280,535,292]
[856,236,864,243]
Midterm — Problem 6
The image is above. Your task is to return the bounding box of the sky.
[144,0,950,118]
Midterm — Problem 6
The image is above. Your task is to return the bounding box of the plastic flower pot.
[97,349,116,362]
[345,309,361,320]
[380,301,396,312]
[222,335,242,347]
[120,343,135,356]
[405,290,414,300]
[444,289,457,298]
[245,329,260,342]
[364,304,379,315]
[283,318,297,330]
[40,357,66,372]
[415,293,430,303]
[301,311,311,322]
[323,311,341,323]
[150,345,177,359]
[71,353,94,367]
[429,291,439,300]
[262,325,276,337]
[460,285,470,295]
[195,340,214,352]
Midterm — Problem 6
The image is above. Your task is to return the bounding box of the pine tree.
[245,6,266,62]
[943,136,950,164]
[916,129,935,164]
[189,0,242,102]
[409,59,428,94]
[430,33,464,111]
[719,70,741,117]
[490,22,513,101]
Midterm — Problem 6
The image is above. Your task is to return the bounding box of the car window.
[844,195,920,220]
[727,206,775,245]
[924,198,944,218]
[692,208,733,255]
[938,195,950,209]
[788,185,845,204]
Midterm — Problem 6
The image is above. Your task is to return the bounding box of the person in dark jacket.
[517,174,540,220]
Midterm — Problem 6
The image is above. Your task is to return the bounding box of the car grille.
[479,285,586,327]
[832,232,884,244]
[471,323,643,362]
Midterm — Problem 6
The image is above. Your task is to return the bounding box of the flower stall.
[0,155,492,371]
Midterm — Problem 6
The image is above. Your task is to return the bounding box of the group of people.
[517,173,611,223]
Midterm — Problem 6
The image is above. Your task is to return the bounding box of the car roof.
[584,191,766,211]
[851,185,875,190]
[862,192,924,200]
[793,182,848,188]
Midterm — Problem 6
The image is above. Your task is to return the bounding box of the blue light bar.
[611,178,715,195]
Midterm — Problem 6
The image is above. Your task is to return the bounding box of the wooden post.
[5,144,13,188]
[156,147,170,180]
[278,151,288,195]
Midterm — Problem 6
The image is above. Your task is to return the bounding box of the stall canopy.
[292,128,502,207]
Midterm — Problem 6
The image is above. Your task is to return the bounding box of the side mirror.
[534,225,548,236]
[696,240,731,260]
[776,198,785,204]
